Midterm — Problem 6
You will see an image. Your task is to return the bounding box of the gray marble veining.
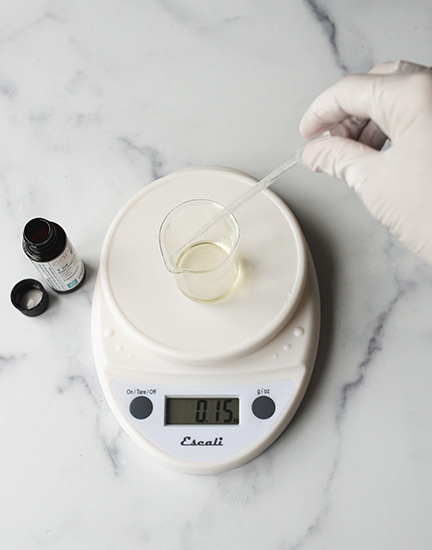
[1,1,432,549]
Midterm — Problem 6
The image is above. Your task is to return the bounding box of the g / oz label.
[31,239,85,292]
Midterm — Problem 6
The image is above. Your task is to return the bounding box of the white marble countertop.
[2,1,432,548]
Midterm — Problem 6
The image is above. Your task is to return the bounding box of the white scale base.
[92,167,320,474]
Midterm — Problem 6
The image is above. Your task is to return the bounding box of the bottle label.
[31,239,85,292]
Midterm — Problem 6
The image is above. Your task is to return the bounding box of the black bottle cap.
[10,279,49,317]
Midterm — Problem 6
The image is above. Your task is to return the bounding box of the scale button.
[252,396,276,420]
[130,396,153,420]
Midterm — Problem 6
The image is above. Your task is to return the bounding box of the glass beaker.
[159,199,240,303]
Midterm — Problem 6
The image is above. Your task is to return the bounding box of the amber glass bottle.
[23,218,86,293]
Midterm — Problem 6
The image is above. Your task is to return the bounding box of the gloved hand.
[300,60,432,265]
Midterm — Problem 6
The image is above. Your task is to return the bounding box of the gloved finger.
[299,73,401,140]
[368,61,401,75]
[368,60,431,75]
[338,116,369,140]
[301,135,380,189]
[357,119,388,150]
[299,74,381,138]
[300,61,432,139]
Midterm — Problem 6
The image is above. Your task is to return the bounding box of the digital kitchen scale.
[91,167,320,474]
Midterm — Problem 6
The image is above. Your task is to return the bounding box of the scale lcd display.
[165,397,240,426]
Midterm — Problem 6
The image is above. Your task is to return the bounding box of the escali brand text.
[180,436,223,447]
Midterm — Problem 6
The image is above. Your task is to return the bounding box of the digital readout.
[165,397,240,425]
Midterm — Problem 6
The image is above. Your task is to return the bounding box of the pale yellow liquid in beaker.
[176,241,239,302]
[177,241,228,271]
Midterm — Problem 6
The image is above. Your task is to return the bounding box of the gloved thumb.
[301,136,381,193]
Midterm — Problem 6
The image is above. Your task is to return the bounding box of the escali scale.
[91,167,320,474]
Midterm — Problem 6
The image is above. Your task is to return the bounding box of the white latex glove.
[300,60,432,265]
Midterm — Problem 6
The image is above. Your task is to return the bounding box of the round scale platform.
[92,167,320,474]
[99,166,307,365]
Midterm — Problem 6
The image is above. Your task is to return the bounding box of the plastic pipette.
[173,125,342,259]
